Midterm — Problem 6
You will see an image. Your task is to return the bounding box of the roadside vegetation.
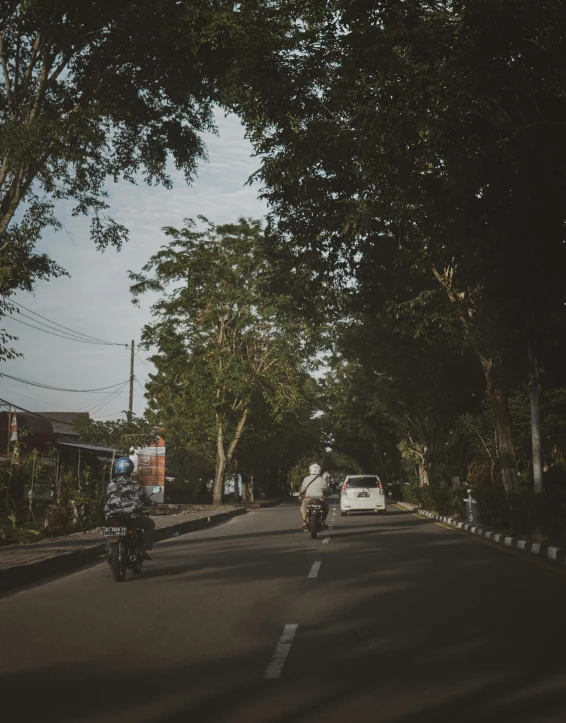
[3,2,566,547]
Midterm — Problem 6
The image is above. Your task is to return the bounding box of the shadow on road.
[3,505,566,723]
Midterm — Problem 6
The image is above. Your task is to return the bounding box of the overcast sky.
[4,110,267,420]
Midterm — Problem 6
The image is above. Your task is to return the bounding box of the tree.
[130,217,315,504]
[0,0,299,356]
[74,415,157,452]
[232,0,566,493]
[322,313,482,487]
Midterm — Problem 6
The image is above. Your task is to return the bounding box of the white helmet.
[309,463,321,475]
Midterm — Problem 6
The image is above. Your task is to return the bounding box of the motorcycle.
[104,485,161,582]
[306,497,324,539]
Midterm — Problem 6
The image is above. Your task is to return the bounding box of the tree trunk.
[241,473,250,503]
[213,418,226,506]
[213,458,226,505]
[233,455,240,501]
[417,464,429,486]
[480,355,519,494]
[529,342,543,494]
[213,410,249,506]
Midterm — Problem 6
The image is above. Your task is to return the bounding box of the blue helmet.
[113,457,135,477]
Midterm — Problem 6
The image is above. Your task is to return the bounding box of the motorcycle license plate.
[104,526,128,536]
[357,492,370,498]
[309,503,322,509]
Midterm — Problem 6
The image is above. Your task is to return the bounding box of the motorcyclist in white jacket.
[299,463,330,530]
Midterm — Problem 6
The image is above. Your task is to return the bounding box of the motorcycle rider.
[104,457,155,561]
[299,463,330,531]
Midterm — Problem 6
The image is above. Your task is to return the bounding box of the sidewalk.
[0,505,244,594]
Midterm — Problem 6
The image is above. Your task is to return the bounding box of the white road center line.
[308,561,322,578]
[322,537,330,545]
[264,624,299,680]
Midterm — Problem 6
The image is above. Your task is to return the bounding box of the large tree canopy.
[231,0,566,492]
[130,217,316,504]
[0,0,300,358]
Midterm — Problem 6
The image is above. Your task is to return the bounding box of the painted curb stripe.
[396,499,566,568]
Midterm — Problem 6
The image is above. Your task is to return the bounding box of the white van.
[340,475,386,516]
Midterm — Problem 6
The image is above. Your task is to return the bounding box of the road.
[2,497,566,723]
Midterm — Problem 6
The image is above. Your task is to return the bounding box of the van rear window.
[347,477,379,488]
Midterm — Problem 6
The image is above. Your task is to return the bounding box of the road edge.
[395,500,566,566]
[0,508,248,594]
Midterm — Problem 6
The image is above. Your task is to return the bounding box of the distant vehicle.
[340,475,386,516]
[328,472,345,493]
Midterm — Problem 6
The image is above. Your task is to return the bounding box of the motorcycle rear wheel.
[310,513,318,539]
[111,542,126,582]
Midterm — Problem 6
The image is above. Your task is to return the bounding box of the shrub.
[403,484,465,518]
[474,485,510,530]
[406,481,566,547]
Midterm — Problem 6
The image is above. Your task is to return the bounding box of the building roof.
[58,441,119,455]
[41,412,89,436]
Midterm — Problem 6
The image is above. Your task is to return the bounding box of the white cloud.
[5,111,267,419]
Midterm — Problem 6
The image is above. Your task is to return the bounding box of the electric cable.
[0,398,87,444]
[88,384,128,417]
[0,386,71,411]
[13,311,122,346]
[7,315,128,346]
[135,352,155,372]
[13,301,124,346]
[0,371,130,393]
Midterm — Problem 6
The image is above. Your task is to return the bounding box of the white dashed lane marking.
[264,624,299,679]
[308,561,322,578]
[322,537,330,545]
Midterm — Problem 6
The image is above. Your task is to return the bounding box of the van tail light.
[343,482,348,492]
[378,481,383,492]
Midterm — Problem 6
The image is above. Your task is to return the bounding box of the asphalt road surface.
[2,497,566,723]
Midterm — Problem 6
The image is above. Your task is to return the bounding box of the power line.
[73,387,128,413]
[135,352,155,372]
[0,398,88,444]
[0,371,130,393]
[13,311,121,346]
[13,301,124,346]
[7,315,127,346]
[88,384,129,417]
[0,386,72,411]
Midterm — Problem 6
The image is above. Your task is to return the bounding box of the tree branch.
[0,28,16,118]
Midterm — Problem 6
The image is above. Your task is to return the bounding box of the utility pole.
[128,340,135,422]
[529,339,543,493]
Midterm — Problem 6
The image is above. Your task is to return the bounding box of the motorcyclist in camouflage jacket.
[104,457,155,560]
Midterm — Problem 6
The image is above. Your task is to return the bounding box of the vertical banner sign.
[136,437,166,502]
[9,413,19,463]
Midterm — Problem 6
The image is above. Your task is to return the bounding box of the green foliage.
[287,449,362,494]
[0,441,109,544]
[234,0,566,493]
[130,217,317,502]
[74,416,157,452]
[402,485,466,520]
[0,0,294,356]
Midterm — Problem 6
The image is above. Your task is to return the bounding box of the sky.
[4,110,267,420]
